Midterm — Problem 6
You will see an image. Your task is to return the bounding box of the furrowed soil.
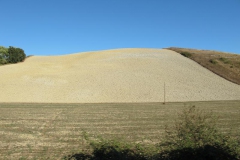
[0,101,239,159]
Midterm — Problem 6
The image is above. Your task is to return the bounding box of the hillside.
[166,47,240,85]
[0,48,240,103]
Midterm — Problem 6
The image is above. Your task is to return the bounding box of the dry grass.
[0,101,239,159]
[166,47,240,85]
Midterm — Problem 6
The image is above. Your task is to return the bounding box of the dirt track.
[0,48,240,103]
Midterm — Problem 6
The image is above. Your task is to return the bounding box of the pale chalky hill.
[0,48,240,103]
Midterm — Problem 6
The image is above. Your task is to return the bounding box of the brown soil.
[166,47,240,85]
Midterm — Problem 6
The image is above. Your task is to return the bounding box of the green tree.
[0,46,8,64]
[7,46,26,63]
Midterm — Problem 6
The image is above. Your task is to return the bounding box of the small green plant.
[209,59,218,64]
[65,132,159,160]
[219,57,230,64]
[160,106,240,160]
[180,52,192,58]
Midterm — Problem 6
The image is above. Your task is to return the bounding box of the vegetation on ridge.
[166,47,240,85]
[0,46,26,65]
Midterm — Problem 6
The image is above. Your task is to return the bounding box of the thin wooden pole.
[163,82,166,104]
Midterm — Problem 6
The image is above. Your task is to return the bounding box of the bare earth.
[0,48,240,103]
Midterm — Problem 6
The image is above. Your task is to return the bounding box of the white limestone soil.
[0,48,240,103]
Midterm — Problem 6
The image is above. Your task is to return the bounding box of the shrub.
[65,106,240,160]
[0,46,26,65]
[0,46,8,65]
[180,52,192,58]
[209,59,217,64]
[90,139,146,160]
[0,58,7,65]
[64,132,159,160]
[7,46,26,63]
[219,57,230,64]
[159,106,240,160]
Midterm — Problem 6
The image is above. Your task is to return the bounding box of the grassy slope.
[166,47,240,85]
[0,101,239,159]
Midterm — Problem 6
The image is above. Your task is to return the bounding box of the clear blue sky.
[1,0,240,55]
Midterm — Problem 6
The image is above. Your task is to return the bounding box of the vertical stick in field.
[163,82,166,104]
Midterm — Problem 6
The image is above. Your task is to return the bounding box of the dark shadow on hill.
[64,144,239,160]
[64,148,146,160]
[64,153,93,160]
[158,144,239,160]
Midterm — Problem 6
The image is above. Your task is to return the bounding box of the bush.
[209,59,217,64]
[180,52,192,58]
[64,106,240,160]
[0,46,8,65]
[159,144,239,160]
[0,58,7,65]
[0,46,26,65]
[64,132,159,160]
[219,57,230,64]
[7,46,26,63]
[90,140,147,160]
[159,106,240,160]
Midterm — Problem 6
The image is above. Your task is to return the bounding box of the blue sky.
[0,0,239,55]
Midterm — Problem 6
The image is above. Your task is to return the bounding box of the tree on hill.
[0,46,8,64]
[0,46,26,64]
[7,46,26,63]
